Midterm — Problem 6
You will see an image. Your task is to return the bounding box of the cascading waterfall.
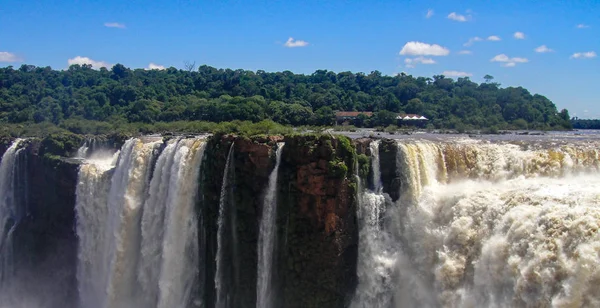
[256,142,285,308]
[0,139,27,286]
[353,138,600,307]
[351,140,396,308]
[215,143,236,308]
[76,136,206,308]
[76,137,115,159]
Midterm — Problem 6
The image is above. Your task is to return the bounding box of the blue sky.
[0,0,598,117]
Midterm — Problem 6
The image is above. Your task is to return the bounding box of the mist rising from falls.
[76,137,206,308]
[354,139,600,307]
[0,139,27,286]
[257,142,284,308]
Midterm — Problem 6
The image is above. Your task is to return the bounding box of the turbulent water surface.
[353,137,600,308]
[2,132,600,308]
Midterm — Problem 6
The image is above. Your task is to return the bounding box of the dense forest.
[571,118,600,129]
[0,64,572,134]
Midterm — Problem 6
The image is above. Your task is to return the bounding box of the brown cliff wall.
[276,135,358,308]
[200,134,360,308]
[10,137,82,308]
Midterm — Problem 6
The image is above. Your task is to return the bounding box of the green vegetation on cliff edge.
[0,64,571,133]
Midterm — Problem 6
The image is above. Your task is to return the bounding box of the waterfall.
[0,139,27,286]
[370,140,382,192]
[77,137,116,159]
[154,138,205,308]
[215,143,236,308]
[353,138,600,307]
[351,140,396,308]
[76,136,206,308]
[256,142,285,308]
[77,143,89,159]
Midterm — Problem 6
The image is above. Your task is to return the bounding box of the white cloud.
[490,54,529,67]
[104,22,126,29]
[147,63,166,70]
[399,41,450,56]
[463,36,482,46]
[487,35,501,41]
[404,56,436,68]
[284,37,309,48]
[534,45,554,53]
[0,51,22,62]
[458,50,472,55]
[513,31,525,39]
[577,24,590,29]
[571,51,597,59]
[447,12,468,22]
[426,9,434,18]
[442,70,473,77]
[67,56,112,69]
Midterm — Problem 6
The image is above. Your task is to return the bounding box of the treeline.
[0,63,571,130]
[571,119,600,129]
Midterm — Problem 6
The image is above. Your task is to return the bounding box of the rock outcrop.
[2,132,367,308]
[7,137,82,308]
[276,134,358,308]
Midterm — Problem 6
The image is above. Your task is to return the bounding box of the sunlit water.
[353,138,600,307]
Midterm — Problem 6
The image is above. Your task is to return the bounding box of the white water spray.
[353,138,600,307]
[351,140,397,308]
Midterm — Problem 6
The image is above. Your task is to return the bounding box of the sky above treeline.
[0,0,598,118]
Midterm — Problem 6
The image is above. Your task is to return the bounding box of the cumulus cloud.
[67,56,112,69]
[0,51,22,62]
[490,54,528,67]
[426,9,434,18]
[513,31,525,39]
[147,63,166,70]
[463,36,482,46]
[399,41,450,56]
[442,70,473,77]
[284,37,309,48]
[577,24,590,29]
[104,22,126,29]
[447,12,468,22]
[534,45,554,53]
[487,35,501,41]
[404,56,436,68]
[571,51,596,59]
[458,50,472,55]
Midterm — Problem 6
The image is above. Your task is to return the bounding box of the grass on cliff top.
[0,119,332,139]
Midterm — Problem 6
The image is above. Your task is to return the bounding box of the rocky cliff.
[1,133,379,308]
[2,135,83,307]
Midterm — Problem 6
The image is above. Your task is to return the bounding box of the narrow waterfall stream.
[215,143,236,308]
[256,142,285,308]
[351,140,396,308]
[0,139,26,286]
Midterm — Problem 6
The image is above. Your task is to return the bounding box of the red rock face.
[277,135,358,308]
[206,134,359,308]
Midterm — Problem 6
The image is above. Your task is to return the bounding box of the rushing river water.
[0,131,599,307]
